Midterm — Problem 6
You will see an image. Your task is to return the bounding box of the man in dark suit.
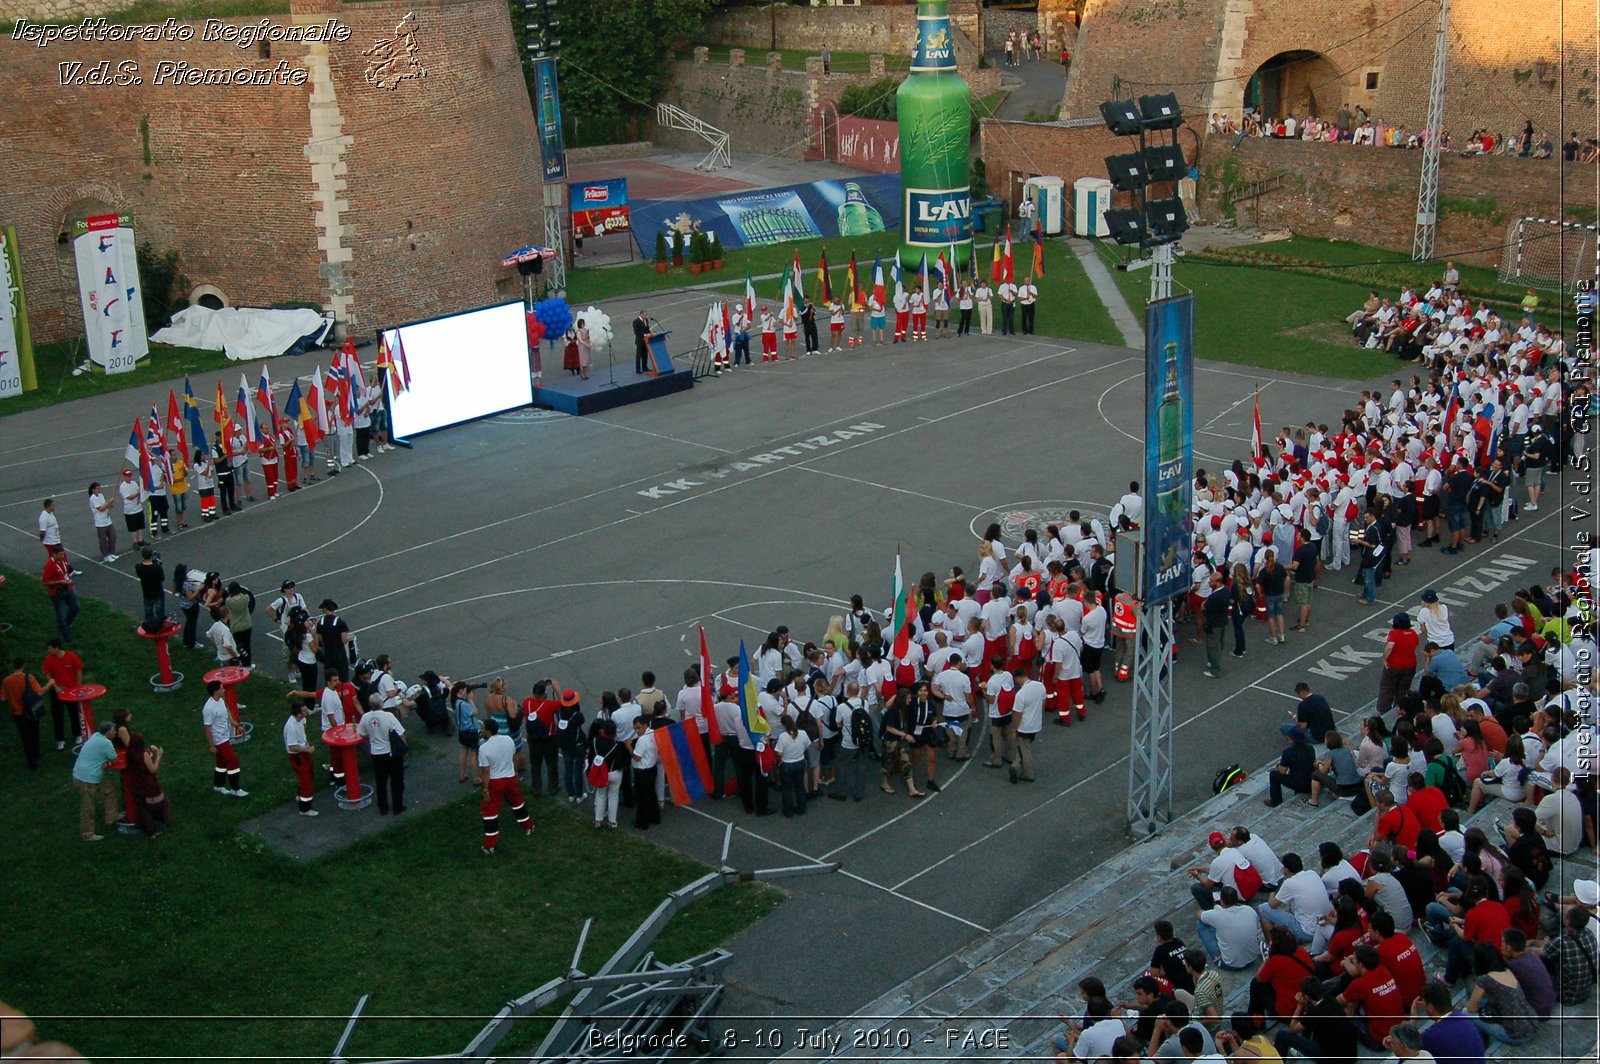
[633,310,652,374]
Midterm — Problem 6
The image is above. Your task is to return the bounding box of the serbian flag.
[871,254,886,307]
[1032,220,1045,278]
[991,234,1003,283]
[256,366,280,435]
[737,640,769,742]
[123,421,152,502]
[1483,413,1502,464]
[1002,229,1014,284]
[697,626,723,745]
[235,374,259,451]
[1473,405,1498,463]
[1251,390,1264,464]
[656,720,713,805]
[744,268,757,323]
[1438,384,1462,461]
[182,377,208,454]
[817,248,832,304]
[213,381,234,457]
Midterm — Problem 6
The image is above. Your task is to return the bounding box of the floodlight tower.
[525,0,567,292]
[1412,0,1450,260]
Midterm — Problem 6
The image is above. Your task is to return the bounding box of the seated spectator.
[1197,886,1264,970]
[1318,840,1362,896]
[1424,882,1509,986]
[1462,941,1539,1045]
[1117,975,1174,1048]
[1184,948,1224,1028]
[1149,919,1195,993]
[1252,926,1317,1019]
[1336,944,1405,1049]
[1407,770,1449,834]
[1314,896,1367,973]
[1052,995,1125,1062]
[1213,1012,1278,1059]
[1265,725,1316,807]
[1148,1001,1216,1062]
[1363,846,1416,929]
[1500,928,1555,1019]
[1541,905,1599,1005]
[1413,980,1487,1064]
[1273,976,1358,1062]
[1230,825,1285,886]
[1258,851,1331,944]
[1371,909,1427,1008]
[1501,805,1553,889]
[1306,730,1362,806]
[1369,787,1423,850]
[1187,830,1249,909]
[1533,766,1585,856]
[1466,732,1529,813]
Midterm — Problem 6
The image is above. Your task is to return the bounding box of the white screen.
[384,301,533,439]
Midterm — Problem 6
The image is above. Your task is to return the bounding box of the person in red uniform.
[521,678,562,796]
[41,639,84,752]
[279,424,300,492]
[477,717,532,853]
[282,701,318,816]
[1337,945,1404,1049]
[260,433,280,500]
[1370,910,1426,1009]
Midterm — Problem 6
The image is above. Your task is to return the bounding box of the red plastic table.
[110,748,139,836]
[322,723,373,810]
[204,666,254,744]
[59,683,107,755]
[136,620,185,693]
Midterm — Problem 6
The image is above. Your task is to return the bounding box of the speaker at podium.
[647,330,674,375]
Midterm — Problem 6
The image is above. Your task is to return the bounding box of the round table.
[58,683,107,755]
[135,620,185,693]
[322,723,373,811]
[204,666,253,745]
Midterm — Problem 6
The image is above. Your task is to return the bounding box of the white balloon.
[584,305,614,349]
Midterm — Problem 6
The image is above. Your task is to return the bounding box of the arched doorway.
[1245,50,1342,119]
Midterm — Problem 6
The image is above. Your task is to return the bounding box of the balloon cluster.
[533,298,574,348]
[525,310,545,348]
[578,306,613,353]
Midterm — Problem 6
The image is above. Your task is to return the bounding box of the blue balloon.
[533,297,573,338]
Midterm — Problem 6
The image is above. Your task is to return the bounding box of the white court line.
[339,358,1126,614]
[1199,385,1268,433]
[0,518,141,585]
[683,804,991,933]
[1250,684,1302,702]
[0,445,124,470]
[585,418,736,456]
[818,755,977,864]
[1197,364,1359,394]
[794,467,982,512]
[233,464,384,581]
[1097,371,1231,463]
[300,349,1072,588]
[873,509,1563,887]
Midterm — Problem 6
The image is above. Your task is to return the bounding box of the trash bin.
[973,197,1004,234]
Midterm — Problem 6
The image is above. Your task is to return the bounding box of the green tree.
[514,0,717,140]
[135,242,188,330]
[836,76,901,121]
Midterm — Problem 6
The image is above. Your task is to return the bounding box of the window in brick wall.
[1364,70,1380,92]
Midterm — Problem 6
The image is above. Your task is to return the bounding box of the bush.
[654,230,669,262]
[710,233,724,263]
[136,242,188,330]
[837,76,901,121]
[672,230,685,261]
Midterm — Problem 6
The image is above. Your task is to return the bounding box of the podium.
[647,330,674,376]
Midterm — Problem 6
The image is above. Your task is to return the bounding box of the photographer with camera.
[134,547,165,628]
[522,678,562,797]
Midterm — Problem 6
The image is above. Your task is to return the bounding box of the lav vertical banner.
[532,58,567,182]
[72,212,148,374]
[0,225,37,398]
[1143,293,1194,605]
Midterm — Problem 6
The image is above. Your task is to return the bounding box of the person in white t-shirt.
[202,679,246,797]
[37,497,63,556]
[983,664,1016,769]
[974,281,994,335]
[996,278,1018,335]
[358,695,407,815]
[477,718,531,852]
[933,662,975,759]
[674,667,710,763]
[892,286,910,342]
[117,469,147,548]
[282,702,318,816]
[1010,672,1046,782]
[1258,852,1332,942]
[628,716,662,829]
[908,286,928,341]
[87,482,116,562]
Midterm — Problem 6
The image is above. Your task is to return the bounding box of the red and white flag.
[1251,389,1264,464]
[697,625,723,746]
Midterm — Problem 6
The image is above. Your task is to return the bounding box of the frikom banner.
[73,213,148,374]
[570,178,630,238]
[532,58,567,182]
[0,225,36,398]
[1143,293,1195,605]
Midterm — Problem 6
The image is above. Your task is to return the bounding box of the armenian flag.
[655,719,713,805]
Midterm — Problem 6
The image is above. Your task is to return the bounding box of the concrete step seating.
[797,720,1597,1063]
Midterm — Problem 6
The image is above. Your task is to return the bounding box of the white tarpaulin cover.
[151,305,333,362]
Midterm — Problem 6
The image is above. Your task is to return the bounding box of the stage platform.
[530,367,694,416]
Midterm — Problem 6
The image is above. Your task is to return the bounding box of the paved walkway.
[1069,237,1144,348]
[989,50,1065,121]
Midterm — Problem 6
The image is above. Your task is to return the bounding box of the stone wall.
[982,9,1036,50]
[701,0,985,69]
[1196,134,1590,266]
[0,0,543,343]
[568,142,654,165]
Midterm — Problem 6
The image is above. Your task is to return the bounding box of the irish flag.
[779,263,797,328]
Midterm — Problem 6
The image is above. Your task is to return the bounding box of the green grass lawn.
[0,567,780,1063]
[571,234,1122,348]
[0,339,240,419]
[1094,235,1568,379]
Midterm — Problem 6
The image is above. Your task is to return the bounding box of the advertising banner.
[570,178,631,238]
[629,174,900,256]
[72,212,148,374]
[532,58,567,182]
[837,116,901,174]
[1143,293,1194,605]
[0,225,35,399]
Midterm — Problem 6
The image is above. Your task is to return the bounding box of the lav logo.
[916,20,956,67]
[907,188,972,243]
[582,185,609,202]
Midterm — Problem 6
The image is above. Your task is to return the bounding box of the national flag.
[165,389,183,448]
[284,379,312,446]
[376,334,404,394]
[655,719,713,805]
[1439,384,1462,461]
[991,234,1003,283]
[123,421,151,502]
[889,551,908,658]
[309,367,330,436]
[395,332,411,391]
[1251,390,1264,464]
[700,301,725,355]
[791,249,804,301]
[779,263,797,328]
[918,253,930,299]
[697,626,723,746]
[736,640,769,741]
[871,254,886,307]
[846,253,863,310]
[721,300,733,357]
[213,381,233,457]
[1032,220,1045,278]
[744,268,757,323]
[256,366,280,436]
[1002,229,1014,284]
[182,377,207,454]
[892,251,904,300]
[146,407,172,484]
[817,248,832,304]
[1484,414,1502,464]
[235,373,259,452]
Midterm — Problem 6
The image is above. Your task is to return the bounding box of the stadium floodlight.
[1105,151,1148,192]
[1138,93,1182,130]
[1144,198,1188,245]
[1142,143,1187,185]
[1104,207,1146,246]
[1099,99,1144,136]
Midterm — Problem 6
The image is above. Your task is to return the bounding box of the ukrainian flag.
[737,639,768,742]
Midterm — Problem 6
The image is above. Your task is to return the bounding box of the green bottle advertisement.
[1155,342,1184,528]
[837,181,886,237]
[897,0,972,266]
[1144,294,1194,604]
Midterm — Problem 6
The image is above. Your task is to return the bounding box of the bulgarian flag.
[817,248,832,304]
[697,626,723,745]
[871,254,886,307]
[847,253,863,310]
[1251,389,1264,464]
[889,550,912,660]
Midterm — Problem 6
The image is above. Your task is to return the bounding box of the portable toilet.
[1025,176,1067,235]
[1073,177,1114,238]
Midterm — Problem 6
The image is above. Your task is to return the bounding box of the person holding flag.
[997,263,1019,335]
[1018,273,1039,335]
[976,271,994,335]
[931,261,950,338]
[911,256,931,342]
[759,304,777,362]
[729,300,751,368]
[846,254,866,348]
[868,256,888,346]
[827,293,846,353]
[891,253,909,343]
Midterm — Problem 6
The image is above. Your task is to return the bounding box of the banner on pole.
[570,178,630,238]
[0,225,36,398]
[532,58,567,182]
[72,212,148,374]
[1143,293,1194,605]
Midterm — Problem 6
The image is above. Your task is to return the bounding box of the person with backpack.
[831,681,872,802]
[521,679,561,796]
[772,712,811,817]
[554,689,587,804]
[786,674,824,799]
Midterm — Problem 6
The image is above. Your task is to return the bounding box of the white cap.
[1576,880,1599,907]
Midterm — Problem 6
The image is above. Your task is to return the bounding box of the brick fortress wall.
[702,1,984,60]
[1,0,542,344]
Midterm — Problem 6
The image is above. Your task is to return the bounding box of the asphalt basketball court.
[0,303,1567,1035]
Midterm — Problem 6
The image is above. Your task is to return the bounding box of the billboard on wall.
[570,179,631,238]
[0,225,36,399]
[1143,293,1195,606]
[72,213,148,375]
[629,174,900,256]
[837,116,901,174]
[532,58,567,182]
